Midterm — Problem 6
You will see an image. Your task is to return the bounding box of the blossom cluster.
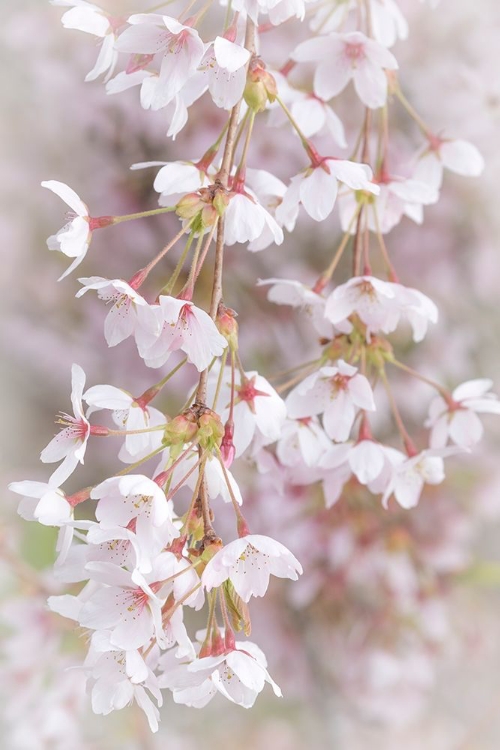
[8,0,499,734]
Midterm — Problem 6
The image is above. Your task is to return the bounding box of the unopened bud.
[244,58,277,113]
[176,193,203,220]
[163,413,198,448]
[220,422,235,468]
[244,80,268,113]
[197,411,224,451]
[216,304,239,351]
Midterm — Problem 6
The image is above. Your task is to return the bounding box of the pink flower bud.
[221,422,235,468]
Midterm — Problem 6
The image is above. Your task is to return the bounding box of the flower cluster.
[8,0,498,734]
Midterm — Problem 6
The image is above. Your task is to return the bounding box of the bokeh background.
[2,0,500,748]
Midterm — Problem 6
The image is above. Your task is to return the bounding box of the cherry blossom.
[319,459,353,508]
[83,381,165,457]
[202,534,302,601]
[136,296,228,371]
[84,631,162,731]
[426,379,500,449]
[160,637,281,708]
[107,69,208,136]
[115,14,205,110]
[132,159,214,207]
[168,450,243,505]
[15,0,499,734]
[153,73,209,136]
[81,525,142,572]
[90,475,179,552]
[200,37,251,110]
[41,181,92,280]
[276,159,378,225]
[208,367,286,456]
[286,362,376,442]
[257,277,334,337]
[276,418,331,468]
[8,480,72,526]
[414,137,484,190]
[381,448,462,509]
[245,168,288,214]
[231,0,310,25]
[76,276,152,348]
[369,0,409,48]
[291,95,347,147]
[51,554,178,650]
[53,0,119,82]
[309,1,353,34]
[224,190,284,250]
[40,364,92,485]
[268,0,312,25]
[324,276,438,341]
[269,72,347,147]
[319,440,400,498]
[292,31,398,109]
[339,176,438,235]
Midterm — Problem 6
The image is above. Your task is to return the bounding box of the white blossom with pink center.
[208,367,286,456]
[286,361,376,442]
[76,276,152,348]
[49,553,181,650]
[136,296,228,371]
[199,36,251,110]
[324,276,438,341]
[40,364,95,486]
[90,475,179,554]
[165,641,281,708]
[426,379,500,449]
[202,534,302,601]
[115,14,205,110]
[292,31,398,109]
[53,0,120,82]
[42,180,93,280]
[81,523,170,578]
